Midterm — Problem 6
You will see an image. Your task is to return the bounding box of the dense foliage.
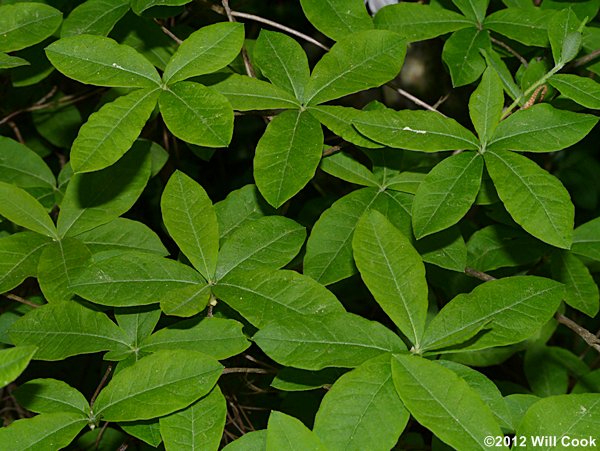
[1,0,600,449]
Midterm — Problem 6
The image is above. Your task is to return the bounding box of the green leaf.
[392,354,505,450]
[223,430,267,451]
[374,3,474,42]
[320,152,380,187]
[215,184,274,243]
[549,74,600,109]
[93,350,223,421]
[254,312,406,370]
[353,108,479,151]
[0,136,56,191]
[304,188,412,285]
[75,218,168,256]
[160,284,212,318]
[14,378,89,416]
[120,420,162,447]
[10,301,131,360]
[267,411,326,451]
[484,150,574,249]
[304,31,405,105]
[214,269,345,328]
[313,354,408,451]
[159,81,233,147]
[466,224,549,272]
[45,35,161,88]
[0,412,86,451]
[551,252,599,317]
[308,105,382,149]
[161,170,219,280]
[254,30,310,99]
[452,0,489,24]
[163,22,244,85]
[0,182,57,238]
[524,345,569,397]
[383,172,426,194]
[57,140,152,237]
[131,0,192,15]
[0,346,36,388]
[72,252,206,307]
[484,7,553,47]
[299,0,372,41]
[469,67,504,143]
[412,152,483,238]
[488,104,598,153]
[271,368,345,392]
[0,3,62,53]
[212,74,301,111]
[216,216,305,280]
[442,28,489,88]
[159,385,226,451]
[61,0,129,38]
[70,88,159,173]
[421,276,564,352]
[254,110,323,208]
[0,52,29,69]
[548,8,581,65]
[353,210,428,347]
[37,238,92,303]
[481,48,522,101]
[573,217,600,262]
[516,394,600,445]
[140,317,250,360]
[0,232,51,294]
[416,226,468,272]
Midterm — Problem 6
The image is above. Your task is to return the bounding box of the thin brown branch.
[154,19,182,44]
[570,48,600,68]
[94,421,110,450]
[556,313,600,354]
[3,294,39,309]
[6,122,24,144]
[464,267,497,282]
[222,367,273,375]
[90,364,113,407]
[490,36,528,67]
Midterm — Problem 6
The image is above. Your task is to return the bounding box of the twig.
[90,364,113,407]
[6,121,24,144]
[570,48,600,68]
[387,81,446,116]
[3,294,38,309]
[94,421,110,450]
[464,267,497,282]
[222,367,272,375]
[556,313,600,354]
[154,19,182,44]
[221,0,256,78]
[491,36,528,67]
[322,144,343,157]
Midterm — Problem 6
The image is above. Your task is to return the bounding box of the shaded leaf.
[299,0,372,41]
[0,3,62,53]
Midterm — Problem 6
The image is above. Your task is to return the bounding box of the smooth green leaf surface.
[0,232,50,294]
[452,0,489,24]
[159,386,226,451]
[549,74,600,109]
[212,74,301,111]
[0,412,86,451]
[160,81,234,147]
[72,252,206,307]
[267,411,327,451]
[488,104,598,152]
[0,182,57,238]
[304,30,406,105]
[484,150,574,249]
[254,110,323,208]
[313,354,409,451]
[159,284,212,318]
[10,301,131,360]
[14,378,89,416]
[412,152,483,238]
[551,251,599,317]
[46,35,161,88]
[548,8,581,65]
[37,238,91,303]
[214,269,345,328]
[163,22,244,85]
[0,3,62,53]
[469,67,504,143]
[93,350,223,421]
[299,0,372,41]
[61,0,129,38]
[353,210,428,347]
[572,217,600,261]
[422,276,564,352]
[392,354,506,450]
[140,317,250,360]
[161,170,219,280]
[57,140,152,237]
[374,3,473,42]
[254,312,406,370]
[442,28,489,88]
[320,152,380,187]
[131,0,192,14]
[308,105,382,149]
[223,430,267,451]
[0,52,29,69]
[254,30,310,99]
[0,346,36,388]
[70,88,159,173]
[216,216,305,280]
[354,108,479,151]
[484,7,552,47]
[0,136,55,192]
